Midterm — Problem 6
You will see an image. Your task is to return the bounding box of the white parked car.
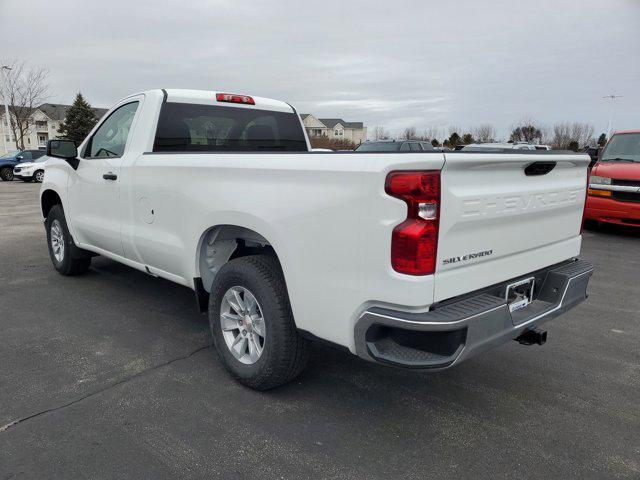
[14,155,50,182]
[459,142,552,151]
[39,89,593,389]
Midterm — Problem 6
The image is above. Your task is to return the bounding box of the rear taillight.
[216,93,255,105]
[385,171,440,275]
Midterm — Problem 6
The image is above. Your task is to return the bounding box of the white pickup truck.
[41,89,593,389]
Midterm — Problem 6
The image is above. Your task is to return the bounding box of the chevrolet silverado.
[40,89,594,389]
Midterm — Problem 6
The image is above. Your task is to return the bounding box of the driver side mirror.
[47,139,79,169]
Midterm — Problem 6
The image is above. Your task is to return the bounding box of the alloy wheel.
[50,219,65,262]
[220,286,266,365]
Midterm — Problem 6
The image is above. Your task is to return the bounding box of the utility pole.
[602,94,622,140]
[0,66,13,154]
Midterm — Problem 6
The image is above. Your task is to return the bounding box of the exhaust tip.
[515,328,547,346]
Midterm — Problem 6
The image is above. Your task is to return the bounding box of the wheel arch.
[41,189,63,219]
[196,224,282,295]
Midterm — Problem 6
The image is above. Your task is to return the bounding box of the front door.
[67,100,141,256]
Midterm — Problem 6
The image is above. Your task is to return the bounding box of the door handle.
[103,172,118,181]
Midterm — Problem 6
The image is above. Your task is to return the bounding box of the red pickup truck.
[585,130,640,227]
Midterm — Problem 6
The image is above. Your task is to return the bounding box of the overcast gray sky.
[3,0,639,139]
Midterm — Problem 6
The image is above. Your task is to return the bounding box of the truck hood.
[592,161,640,180]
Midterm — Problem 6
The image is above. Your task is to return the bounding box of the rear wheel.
[209,255,309,390]
[0,167,14,181]
[46,205,92,275]
[34,170,45,183]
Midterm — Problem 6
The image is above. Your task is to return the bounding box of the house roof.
[318,118,364,129]
[318,118,342,128]
[38,103,109,121]
[300,114,365,130]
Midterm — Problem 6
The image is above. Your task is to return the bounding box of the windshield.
[0,151,18,159]
[355,142,401,152]
[601,133,640,163]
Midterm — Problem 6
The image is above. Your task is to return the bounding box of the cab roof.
[161,89,295,113]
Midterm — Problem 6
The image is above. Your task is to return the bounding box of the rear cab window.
[153,103,307,152]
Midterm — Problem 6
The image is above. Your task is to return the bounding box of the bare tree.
[424,126,443,143]
[372,125,390,140]
[448,125,462,136]
[471,124,496,143]
[1,60,50,150]
[403,126,417,140]
[552,122,595,150]
[539,125,553,145]
[509,117,545,144]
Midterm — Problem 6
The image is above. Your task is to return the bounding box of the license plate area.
[505,277,535,313]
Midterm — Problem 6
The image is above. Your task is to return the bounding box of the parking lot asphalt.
[0,180,638,479]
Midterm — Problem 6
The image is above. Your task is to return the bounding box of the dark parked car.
[0,150,46,181]
[585,146,601,169]
[355,140,434,152]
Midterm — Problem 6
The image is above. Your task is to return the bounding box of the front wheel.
[46,205,92,275]
[34,170,45,183]
[0,167,14,181]
[209,255,309,390]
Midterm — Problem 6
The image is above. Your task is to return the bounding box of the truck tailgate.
[435,152,590,301]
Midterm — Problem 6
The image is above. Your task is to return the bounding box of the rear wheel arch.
[196,224,282,294]
[41,189,63,219]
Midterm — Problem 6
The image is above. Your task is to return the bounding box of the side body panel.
[121,149,446,350]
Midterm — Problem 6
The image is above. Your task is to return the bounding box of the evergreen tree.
[448,132,461,148]
[58,93,98,144]
[431,138,440,147]
[461,133,474,144]
[597,133,607,147]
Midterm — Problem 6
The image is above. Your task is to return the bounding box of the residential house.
[1,103,108,154]
[300,114,367,145]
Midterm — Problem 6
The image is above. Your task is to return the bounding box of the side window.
[400,142,411,151]
[20,151,33,160]
[85,102,139,158]
[410,142,422,151]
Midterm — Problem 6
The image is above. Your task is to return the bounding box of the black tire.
[45,204,92,276]
[209,255,309,390]
[34,170,45,183]
[0,167,14,181]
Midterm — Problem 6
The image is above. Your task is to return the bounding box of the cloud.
[4,0,639,139]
